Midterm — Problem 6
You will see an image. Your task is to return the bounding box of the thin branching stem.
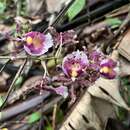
[0,59,27,110]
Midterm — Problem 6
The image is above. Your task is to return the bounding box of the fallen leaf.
[92,97,116,126]
[120,56,130,77]
[59,91,102,130]
[118,28,130,61]
[88,77,129,110]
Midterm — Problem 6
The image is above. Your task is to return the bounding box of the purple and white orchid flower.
[62,50,89,81]
[100,59,117,79]
[23,32,53,56]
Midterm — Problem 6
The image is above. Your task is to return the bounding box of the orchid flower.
[23,32,53,56]
[62,50,89,81]
[100,59,117,79]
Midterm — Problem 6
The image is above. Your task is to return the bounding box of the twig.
[103,7,130,54]
[0,59,27,110]
[0,91,50,122]
[43,0,75,33]
[0,59,10,73]
[52,104,58,130]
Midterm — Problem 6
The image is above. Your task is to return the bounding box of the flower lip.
[100,59,117,79]
[62,50,89,80]
[23,31,53,56]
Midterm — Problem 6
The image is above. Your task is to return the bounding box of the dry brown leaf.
[92,97,116,126]
[88,77,129,110]
[118,28,130,61]
[59,91,102,130]
[120,56,130,77]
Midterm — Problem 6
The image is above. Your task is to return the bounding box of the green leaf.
[105,18,122,28]
[67,0,86,21]
[0,2,6,14]
[28,112,41,124]
[56,109,64,123]
[45,126,53,130]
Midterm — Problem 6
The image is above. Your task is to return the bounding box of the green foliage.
[45,125,53,130]
[28,112,41,124]
[67,0,86,21]
[116,107,127,121]
[45,119,53,130]
[0,1,6,14]
[105,18,122,29]
[56,108,64,123]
